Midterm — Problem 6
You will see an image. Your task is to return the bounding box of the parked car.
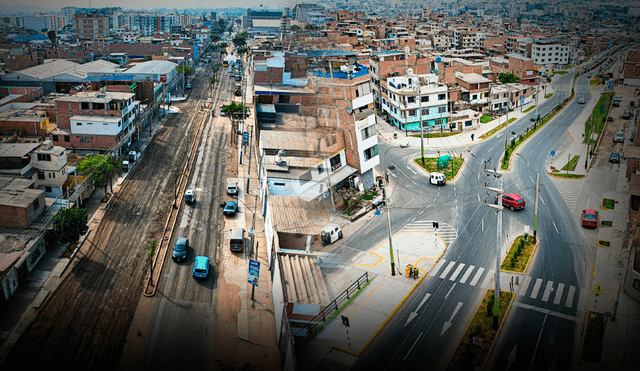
[496,193,526,210]
[184,189,194,204]
[582,209,598,228]
[227,181,238,196]
[172,237,189,262]
[578,98,585,104]
[186,83,192,89]
[192,256,210,279]
[609,152,621,163]
[614,131,625,143]
[622,109,631,119]
[223,200,238,216]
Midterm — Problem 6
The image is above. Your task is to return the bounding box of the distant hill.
[0,4,59,15]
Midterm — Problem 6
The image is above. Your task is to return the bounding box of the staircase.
[280,252,331,306]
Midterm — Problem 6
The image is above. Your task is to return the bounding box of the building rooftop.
[56,91,135,103]
[0,188,43,208]
[124,60,178,75]
[0,142,40,157]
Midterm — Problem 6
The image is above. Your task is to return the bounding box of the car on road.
[622,109,631,119]
[172,237,189,262]
[227,181,238,196]
[193,256,210,279]
[582,209,598,228]
[184,189,194,204]
[530,113,539,121]
[614,131,625,142]
[496,193,526,210]
[223,200,238,216]
[186,83,192,89]
[578,98,585,104]
[609,151,621,163]
[220,107,226,116]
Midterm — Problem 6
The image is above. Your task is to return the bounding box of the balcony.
[354,108,376,122]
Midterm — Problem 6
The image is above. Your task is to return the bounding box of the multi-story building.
[62,7,78,27]
[489,53,538,85]
[51,91,137,152]
[74,12,109,40]
[380,72,450,133]
[531,39,569,69]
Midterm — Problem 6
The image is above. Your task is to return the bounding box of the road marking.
[404,332,423,360]
[440,261,456,279]
[552,221,559,234]
[365,223,380,235]
[566,286,576,308]
[541,281,554,302]
[390,161,416,185]
[431,259,447,276]
[470,267,485,286]
[405,294,431,327]
[540,196,546,206]
[441,302,463,336]
[530,278,543,299]
[449,263,465,281]
[445,283,457,299]
[520,276,532,296]
[403,198,414,208]
[407,166,417,175]
[513,302,579,322]
[554,283,565,305]
[481,269,495,288]
[459,265,475,284]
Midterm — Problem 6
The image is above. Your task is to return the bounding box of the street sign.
[594,284,603,292]
[550,151,555,156]
[248,259,260,287]
[341,315,350,327]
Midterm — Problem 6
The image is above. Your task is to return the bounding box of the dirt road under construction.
[1,64,229,370]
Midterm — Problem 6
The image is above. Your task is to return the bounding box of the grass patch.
[590,78,601,86]
[584,92,613,144]
[501,234,536,273]
[523,105,535,113]
[413,156,465,181]
[581,312,605,364]
[410,131,459,139]
[565,64,573,69]
[361,190,378,200]
[600,220,612,227]
[561,155,580,171]
[480,114,494,123]
[548,173,586,179]
[479,117,517,140]
[597,240,610,247]
[446,289,514,371]
[602,198,614,210]
[553,71,569,75]
[545,93,553,99]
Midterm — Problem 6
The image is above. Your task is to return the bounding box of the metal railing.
[299,271,370,339]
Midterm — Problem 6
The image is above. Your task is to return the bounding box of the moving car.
[321,224,343,245]
[582,209,598,228]
[614,131,625,143]
[496,193,526,210]
[172,237,189,262]
[578,98,585,104]
[530,113,539,121]
[186,83,192,89]
[609,152,620,163]
[223,200,238,216]
[184,189,194,204]
[192,256,210,279]
[429,172,446,186]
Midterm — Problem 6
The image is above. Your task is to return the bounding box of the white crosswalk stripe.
[402,220,458,246]
[430,261,580,308]
[550,177,585,212]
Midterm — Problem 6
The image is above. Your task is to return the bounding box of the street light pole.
[416,79,425,166]
[516,153,540,238]
[484,168,503,330]
[382,170,396,276]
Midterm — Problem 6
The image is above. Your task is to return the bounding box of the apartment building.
[51,91,137,152]
[455,72,492,109]
[381,73,449,132]
[74,12,110,41]
[489,53,538,85]
[531,39,569,68]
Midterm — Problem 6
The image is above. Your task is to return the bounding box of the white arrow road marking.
[405,293,431,327]
[407,166,417,175]
[506,345,517,371]
[441,302,463,336]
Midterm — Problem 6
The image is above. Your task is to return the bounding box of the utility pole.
[505,85,511,151]
[484,167,503,330]
[246,124,253,193]
[416,78,425,166]
[382,170,396,276]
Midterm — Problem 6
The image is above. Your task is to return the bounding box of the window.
[64,135,70,142]
[465,120,473,127]
[438,93,446,100]
[81,102,90,110]
[79,136,90,143]
[48,172,55,179]
[408,109,416,117]
[45,186,52,193]
[52,134,59,142]
[38,172,45,180]
[421,96,429,103]
[363,144,378,161]
[33,198,40,210]
[273,182,286,187]
[37,153,51,161]
[329,154,342,171]
[422,108,430,116]
[77,122,82,126]
[407,96,415,103]
[317,165,324,174]
[438,106,447,113]
[361,125,376,140]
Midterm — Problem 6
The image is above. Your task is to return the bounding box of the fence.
[298,271,370,339]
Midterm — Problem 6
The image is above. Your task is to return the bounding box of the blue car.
[223,201,238,216]
[609,152,620,163]
[193,256,210,279]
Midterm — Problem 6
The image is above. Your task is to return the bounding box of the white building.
[531,39,570,68]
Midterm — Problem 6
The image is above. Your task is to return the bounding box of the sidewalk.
[376,83,557,149]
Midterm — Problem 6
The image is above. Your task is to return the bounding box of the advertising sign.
[248,259,260,287]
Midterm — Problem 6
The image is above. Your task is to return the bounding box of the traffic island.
[479,117,516,140]
[601,198,615,210]
[446,289,514,371]
[500,234,537,273]
[413,156,465,182]
[580,311,605,364]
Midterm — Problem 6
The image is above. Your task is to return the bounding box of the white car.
[614,131,625,143]
[578,98,585,104]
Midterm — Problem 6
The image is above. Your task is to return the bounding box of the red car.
[582,209,598,228]
[496,193,526,210]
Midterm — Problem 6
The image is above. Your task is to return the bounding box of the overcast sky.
[2,0,292,13]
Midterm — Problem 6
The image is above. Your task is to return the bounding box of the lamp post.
[233,193,258,257]
[516,153,540,238]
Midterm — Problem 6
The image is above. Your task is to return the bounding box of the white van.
[430,172,446,186]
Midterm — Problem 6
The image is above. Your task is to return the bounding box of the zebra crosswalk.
[550,176,585,212]
[430,259,580,309]
[401,220,458,246]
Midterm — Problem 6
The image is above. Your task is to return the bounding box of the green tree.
[47,30,56,45]
[210,33,220,42]
[175,64,195,76]
[221,102,250,143]
[290,25,300,31]
[220,42,228,48]
[498,72,520,84]
[232,32,248,47]
[52,207,89,245]
[77,153,119,196]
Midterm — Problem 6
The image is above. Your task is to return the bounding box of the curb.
[411,157,465,184]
